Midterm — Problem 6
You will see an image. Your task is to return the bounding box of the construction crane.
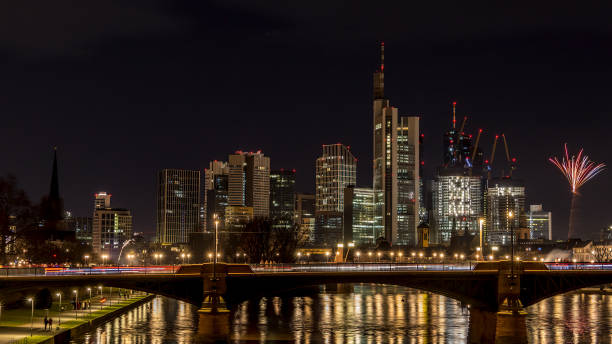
[459,116,468,133]
[470,129,483,162]
[487,135,499,180]
[501,134,517,178]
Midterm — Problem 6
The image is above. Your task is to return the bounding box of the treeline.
[0,174,90,266]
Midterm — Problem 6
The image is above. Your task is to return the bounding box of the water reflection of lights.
[71,287,612,344]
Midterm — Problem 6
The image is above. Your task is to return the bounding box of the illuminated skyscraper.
[204,161,229,230]
[343,186,384,245]
[94,192,111,210]
[270,169,296,229]
[92,193,133,259]
[372,43,420,245]
[484,178,526,245]
[295,193,316,244]
[526,204,552,240]
[431,168,483,244]
[156,169,201,245]
[228,151,270,218]
[315,144,356,246]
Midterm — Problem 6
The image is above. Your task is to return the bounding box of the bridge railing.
[249,263,477,272]
[545,263,612,270]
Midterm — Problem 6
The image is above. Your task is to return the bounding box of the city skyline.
[1,2,611,240]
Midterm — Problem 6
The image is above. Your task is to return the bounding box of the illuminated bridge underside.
[2,267,612,311]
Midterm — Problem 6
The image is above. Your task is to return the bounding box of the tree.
[239,218,273,263]
[592,245,612,263]
[0,175,38,265]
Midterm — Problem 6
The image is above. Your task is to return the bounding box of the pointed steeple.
[50,147,60,201]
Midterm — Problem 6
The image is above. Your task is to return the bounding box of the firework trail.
[549,143,605,239]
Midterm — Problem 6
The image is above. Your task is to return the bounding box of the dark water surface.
[70,284,612,343]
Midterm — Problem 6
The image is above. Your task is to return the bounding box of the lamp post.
[73,290,78,319]
[187,253,191,264]
[479,218,484,258]
[98,286,103,310]
[508,211,515,277]
[214,215,219,281]
[56,293,62,327]
[87,288,92,317]
[102,255,108,266]
[28,298,34,336]
[84,255,90,274]
[181,253,185,264]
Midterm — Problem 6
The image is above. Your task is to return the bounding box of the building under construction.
[431,103,484,244]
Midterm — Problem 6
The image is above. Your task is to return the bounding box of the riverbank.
[0,291,154,344]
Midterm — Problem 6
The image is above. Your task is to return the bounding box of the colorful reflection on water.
[71,285,612,343]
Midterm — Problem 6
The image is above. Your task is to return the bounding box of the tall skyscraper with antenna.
[372,43,420,246]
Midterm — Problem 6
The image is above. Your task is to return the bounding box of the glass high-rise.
[270,169,296,229]
[372,43,420,245]
[204,161,229,231]
[315,144,356,246]
[156,169,201,245]
[343,186,384,245]
[484,178,525,245]
[526,204,552,240]
[431,168,483,244]
[228,151,270,218]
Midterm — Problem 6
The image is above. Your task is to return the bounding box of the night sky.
[1,2,610,240]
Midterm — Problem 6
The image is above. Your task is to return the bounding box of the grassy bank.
[1,292,154,344]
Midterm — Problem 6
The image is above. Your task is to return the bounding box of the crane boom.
[488,135,499,180]
[471,129,482,161]
[459,116,468,133]
[502,134,511,162]
[490,135,499,166]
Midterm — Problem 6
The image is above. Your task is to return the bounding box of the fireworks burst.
[549,143,605,194]
[549,143,605,239]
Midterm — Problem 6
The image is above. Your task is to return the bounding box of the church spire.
[49,147,60,201]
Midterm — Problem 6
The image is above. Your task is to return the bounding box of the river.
[70,284,612,343]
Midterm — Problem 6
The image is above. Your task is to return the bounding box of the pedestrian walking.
[44,316,48,331]
[48,318,53,331]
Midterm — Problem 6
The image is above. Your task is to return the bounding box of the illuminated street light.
[101,255,108,266]
[73,290,78,319]
[87,288,92,317]
[55,292,62,327]
[27,298,34,336]
[479,218,484,255]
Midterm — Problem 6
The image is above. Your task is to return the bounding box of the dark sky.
[1,1,611,240]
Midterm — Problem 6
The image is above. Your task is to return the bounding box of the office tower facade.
[372,43,420,245]
[343,186,384,245]
[64,211,93,246]
[92,209,132,259]
[94,192,111,210]
[270,169,296,229]
[228,151,270,218]
[484,178,526,245]
[431,168,483,244]
[204,161,229,231]
[224,206,254,229]
[295,193,316,244]
[315,144,356,246]
[156,169,201,245]
[526,204,552,240]
[91,194,133,259]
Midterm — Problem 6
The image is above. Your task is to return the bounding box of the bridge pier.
[496,261,526,315]
[198,263,229,314]
[468,308,527,344]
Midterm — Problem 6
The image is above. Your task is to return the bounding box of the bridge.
[2,261,612,314]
